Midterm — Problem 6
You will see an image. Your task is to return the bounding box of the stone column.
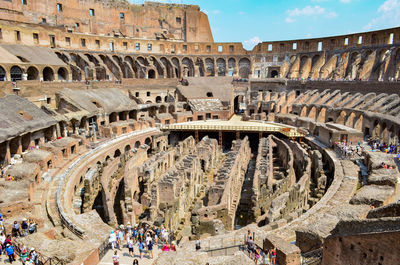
[5,141,11,164]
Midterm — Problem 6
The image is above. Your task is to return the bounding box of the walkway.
[99,244,163,265]
[161,115,305,138]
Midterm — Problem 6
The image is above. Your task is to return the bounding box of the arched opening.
[217,58,226,76]
[336,111,346,125]
[155,96,162,103]
[128,110,137,120]
[109,112,117,123]
[114,149,121,158]
[92,188,108,223]
[317,108,326,123]
[27,66,39,80]
[308,106,317,120]
[182,57,194,77]
[57,67,68,81]
[43,67,54,81]
[354,115,363,132]
[205,58,215,76]
[148,69,156,79]
[0,66,5,81]
[238,58,251,78]
[124,145,131,153]
[270,70,279,78]
[159,105,167,114]
[113,178,125,225]
[134,141,140,149]
[206,92,213,97]
[10,66,23,81]
[168,105,175,114]
[145,137,152,154]
[228,58,236,76]
[234,95,244,114]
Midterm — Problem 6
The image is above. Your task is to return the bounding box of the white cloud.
[285,17,296,23]
[364,0,400,30]
[243,36,261,50]
[238,11,245,15]
[326,11,338,18]
[285,5,338,23]
[287,5,325,17]
[203,9,220,15]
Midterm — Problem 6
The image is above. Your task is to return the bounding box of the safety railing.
[301,248,323,265]
[12,242,64,265]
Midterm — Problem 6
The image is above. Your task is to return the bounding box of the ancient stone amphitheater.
[0,0,399,264]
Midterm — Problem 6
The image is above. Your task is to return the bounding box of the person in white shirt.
[109,230,117,250]
[127,237,134,257]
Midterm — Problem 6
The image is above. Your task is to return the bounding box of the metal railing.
[161,124,305,137]
[12,243,64,265]
[301,248,323,265]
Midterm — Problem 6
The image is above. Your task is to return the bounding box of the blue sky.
[131,0,400,49]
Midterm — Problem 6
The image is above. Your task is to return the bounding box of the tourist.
[25,257,33,265]
[12,221,21,237]
[162,243,170,252]
[0,232,6,249]
[127,236,134,257]
[28,220,37,234]
[264,249,271,265]
[21,218,29,236]
[133,259,139,265]
[29,248,38,265]
[195,240,201,251]
[254,246,261,265]
[126,222,132,235]
[162,229,169,244]
[20,245,28,264]
[138,240,145,259]
[112,250,119,265]
[117,226,125,248]
[5,243,15,263]
[147,239,153,259]
[247,236,255,258]
[145,233,152,250]
[170,241,177,251]
[109,230,117,250]
[270,245,277,265]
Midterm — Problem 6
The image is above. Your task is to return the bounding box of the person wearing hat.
[170,241,177,251]
[126,222,132,235]
[29,248,38,265]
[5,243,15,263]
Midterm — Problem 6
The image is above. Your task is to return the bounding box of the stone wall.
[196,137,251,233]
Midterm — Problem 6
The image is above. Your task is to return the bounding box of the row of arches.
[297,104,400,144]
[283,47,400,81]
[0,65,69,81]
[55,51,252,81]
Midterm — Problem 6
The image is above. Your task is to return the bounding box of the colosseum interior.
[0,0,399,264]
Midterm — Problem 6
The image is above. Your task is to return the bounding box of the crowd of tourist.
[109,222,177,264]
[246,230,277,265]
[0,213,39,264]
[333,141,364,158]
[368,139,399,154]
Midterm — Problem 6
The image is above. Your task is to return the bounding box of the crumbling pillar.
[5,141,11,164]
[236,131,240,140]
[195,130,199,143]
[218,131,223,146]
